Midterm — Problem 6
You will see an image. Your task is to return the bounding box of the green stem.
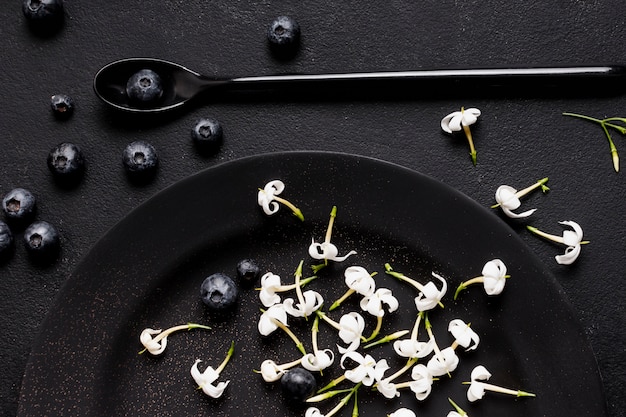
[216,341,235,374]
[317,375,347,394]
[448,398,467,416]
[454,277,484,300]
[273,195,304,221]
[363,330,409,349]
[329,288,355,311]
[364,316,383,342]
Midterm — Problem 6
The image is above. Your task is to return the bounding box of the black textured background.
[1,1,625,416]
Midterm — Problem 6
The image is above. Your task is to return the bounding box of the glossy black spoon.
[94,57,626,113]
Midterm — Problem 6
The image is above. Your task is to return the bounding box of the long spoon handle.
[227,65,626,94]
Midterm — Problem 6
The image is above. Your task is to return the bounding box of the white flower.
[389,408,416,417]
[337,312,366,353]
[258,358,302,382]
[454,259,508,300]
[409,364,433,401]
[190,359,230,398]
[284,290,324,318]
[344,266,376,296]
[527,220,587,265]
[493,177,549,219]
[302,349,335,372]
[482,258,507,295]
[377,379,400,399]
[448,319,480,351]
[426,346,459,377]
[139,323,210,355]
[341,351,389,386]
[190,342,234,399]
[393,338,434,358]
[309,240,356,263]
[305,407,324,417]
[258,304,288,336]
[466,365,536,402]
[441,107,481,133]
[414,272,448,311]
[393,313,434,358]
[385,264,447,311]
[441,107,481,165]
[257,179,303,220]
[309,206,356,268]
[259,272,283,307]
[360,288,398,317]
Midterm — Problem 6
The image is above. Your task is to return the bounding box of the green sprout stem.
[317,374,347,394]
[454,275,511,299]
[138,322,211,354]
[329,288,356,311]
[293,260,309,320]
[385,263,444,308]
[215,341,235,374]
[364,316,384,342]
[491,177,549,209]
[526,225,590,245]
[448,398,468,416]
[308,387,355,402]
[273,195,304,221]
[363,330,409,349]
[563,112,625,172]
[463,121,477,166]
[269,316,306,355]
[308,383,361,417]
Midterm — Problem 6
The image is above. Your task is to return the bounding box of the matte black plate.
[18,151,606,417]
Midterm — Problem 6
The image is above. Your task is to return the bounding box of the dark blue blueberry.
[126,69,164,105]
[191,117,223,154]
[22,0,64,22]
[47,142,85,182]
[267,16,301,57]
[281,367,316,404]
[2,188,36,224]
[200,273,239,311]
[50,94,74,119]
[0,221,14,261]
[23,220,60,263]
[122,141,158,180]
[236,258,260,286]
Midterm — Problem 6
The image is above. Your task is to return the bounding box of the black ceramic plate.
[18,151,606,417]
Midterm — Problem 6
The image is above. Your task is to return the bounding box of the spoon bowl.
[93,58,227,113]
[94,58,626,114]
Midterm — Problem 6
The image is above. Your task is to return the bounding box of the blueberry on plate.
[2,188,36,224]
[200,273,239,312]
[0,221,14,262]
[236,258,260,286]
[267,16,301,57]
[126,69,164,105]
[281,367,316,405]
[122,141,158,182]
[22,0,64,22]
[50,94,74,119]
[191,117,223,154]
[47,142,85,183]
[23,220,60,263]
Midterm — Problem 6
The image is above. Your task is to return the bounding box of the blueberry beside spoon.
[93,57,626,113]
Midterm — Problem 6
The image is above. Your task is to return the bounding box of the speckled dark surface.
[1,2,625,417]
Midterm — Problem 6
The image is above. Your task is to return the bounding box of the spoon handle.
[228,65,626,95]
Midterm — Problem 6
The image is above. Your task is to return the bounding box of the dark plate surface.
[17,151,606,417]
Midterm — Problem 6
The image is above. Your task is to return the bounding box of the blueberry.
[23,220,60,263]
[236,258,260,286]
[126,69,164,105]
[281,367,316,404]
[2,188,36,224]
[200,273,239,311]
[47,142,85,182]
[0,221,14,261]
[267,16,301,56]
[122,141,158,181]
[191,117,223,154]
[50,94,74,119]
[22,0,64,24]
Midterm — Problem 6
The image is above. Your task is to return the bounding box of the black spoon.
[94,57,626,113]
